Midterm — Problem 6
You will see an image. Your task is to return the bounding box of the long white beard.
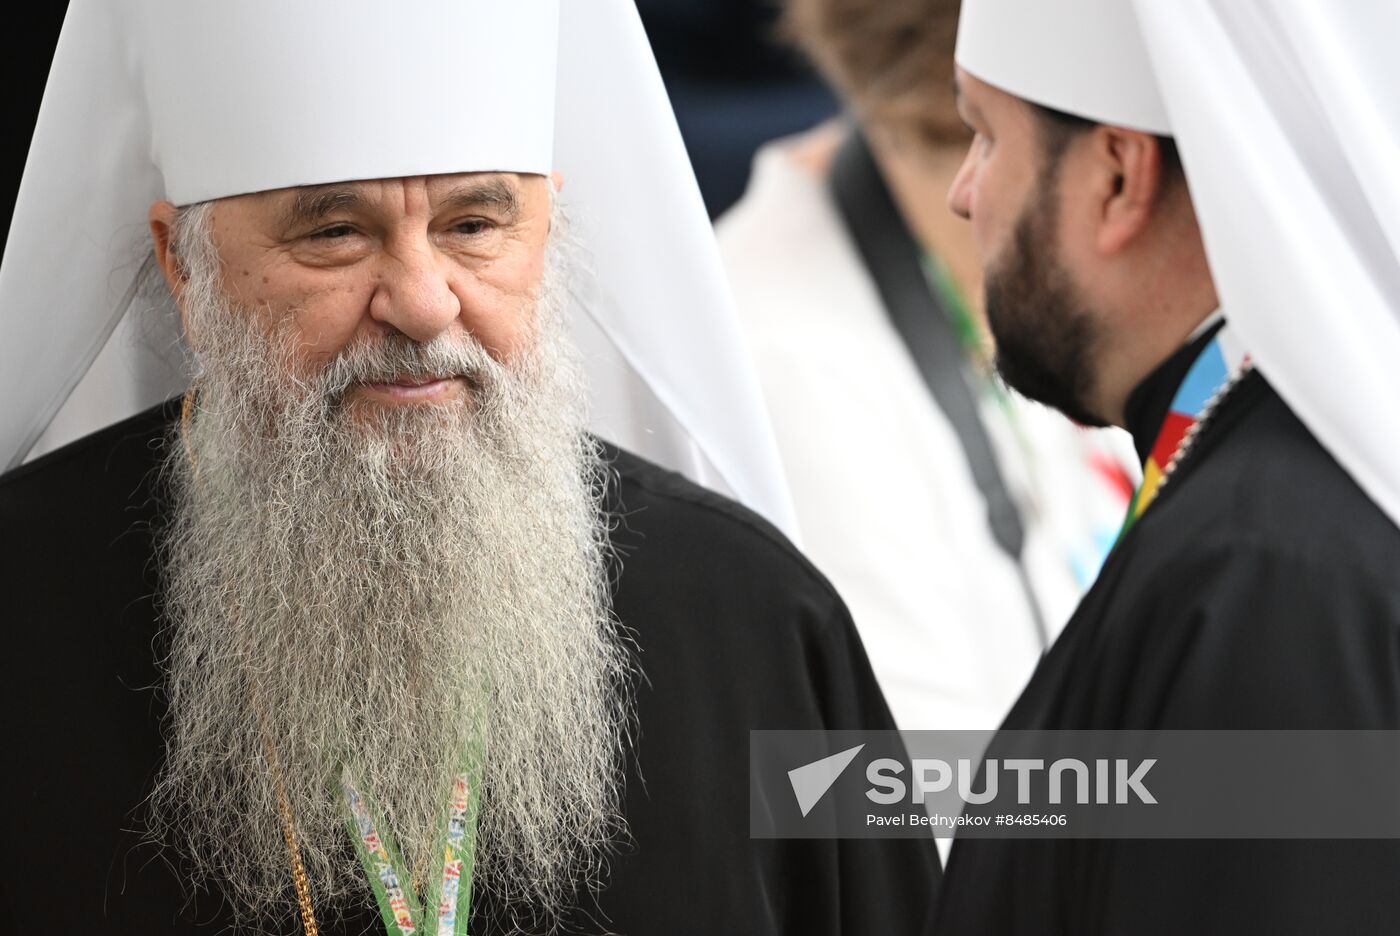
[149,210,632,927]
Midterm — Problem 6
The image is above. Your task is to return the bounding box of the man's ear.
[1093,127,1165,256]
[149,200,200,339]
[149,200,186,296]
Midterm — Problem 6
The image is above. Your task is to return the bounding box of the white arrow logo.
[788,744,866,817]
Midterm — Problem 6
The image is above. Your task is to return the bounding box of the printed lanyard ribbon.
[345,749,483,936]
[1120,323,1248,538]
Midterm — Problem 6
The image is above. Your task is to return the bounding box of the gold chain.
[1156,362,1254,498]
[257,706,321,935]
[273,765,321,936]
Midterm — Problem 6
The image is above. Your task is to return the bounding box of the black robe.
[0,400,940,934]
[933,326,1400,934]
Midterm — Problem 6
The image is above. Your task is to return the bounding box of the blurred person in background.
[716,0,1136,733]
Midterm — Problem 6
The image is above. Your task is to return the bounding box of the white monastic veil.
[1133,0,1400,531]
[0,0,799,539]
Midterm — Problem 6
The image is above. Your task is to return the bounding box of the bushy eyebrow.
[277,176,523,232]
[436,177,521,219]
[279,187,370,232]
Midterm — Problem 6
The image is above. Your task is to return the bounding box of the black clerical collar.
[1122,318,1228,466]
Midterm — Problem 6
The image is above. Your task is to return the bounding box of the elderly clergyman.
[0,2,938,933]
[933,0,1400,933]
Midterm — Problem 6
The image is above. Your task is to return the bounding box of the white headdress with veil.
[0,0,799,538]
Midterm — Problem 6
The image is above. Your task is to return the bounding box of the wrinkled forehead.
[221,172,544,223]
[246,173,534,211]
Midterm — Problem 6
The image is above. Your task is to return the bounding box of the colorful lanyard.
[345,752,483,936]
[924,254,1024,422]
[924,254,991,372]
[924,253,1042,467]
[1120,325,1248,537]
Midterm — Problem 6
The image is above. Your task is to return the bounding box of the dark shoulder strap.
[828,129,1046,647]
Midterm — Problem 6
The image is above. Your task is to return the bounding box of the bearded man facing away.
[0,3,939,934]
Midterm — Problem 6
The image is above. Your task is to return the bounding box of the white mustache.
[314,332,501,402]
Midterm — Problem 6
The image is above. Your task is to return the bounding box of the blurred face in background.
[782,0,985,300]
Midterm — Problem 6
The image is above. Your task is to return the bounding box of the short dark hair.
[1030,102,1182,183]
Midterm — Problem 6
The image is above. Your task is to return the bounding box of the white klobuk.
[955,0,1169,134]
[0,0,798,537]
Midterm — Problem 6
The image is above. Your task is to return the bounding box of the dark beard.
[983,170,1108,428]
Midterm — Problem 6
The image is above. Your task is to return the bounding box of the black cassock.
[0,400,940,935]
[934,325,1400,935]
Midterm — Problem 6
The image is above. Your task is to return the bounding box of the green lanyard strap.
[345,749,483,936]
